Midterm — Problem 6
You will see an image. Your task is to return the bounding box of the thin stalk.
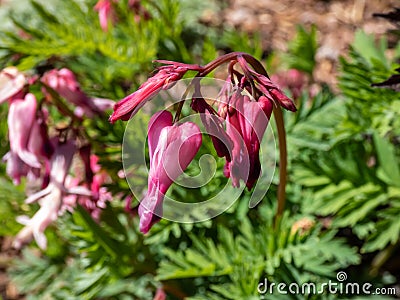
[173,78,197,122]
[369,242,398,277]
[273,105,288,219]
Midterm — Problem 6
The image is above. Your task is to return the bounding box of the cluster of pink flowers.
[110,52,296,233]
[0,67,113,249]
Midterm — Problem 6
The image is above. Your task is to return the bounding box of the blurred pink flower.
[27,108,53,162]
[41,68,114,117]
[82,155,112,219]
[2,152,29,185]
[153,288,167,300]
[3,93,53,184]
[7,93,40,168]
[109,61,202,123]
[271,69,307,99]
[94,0,116,32]
[0,67,26,103]
[62,152,112,219]
[128,0,151,22]
[13,141,92,249]
[138,110,202,233]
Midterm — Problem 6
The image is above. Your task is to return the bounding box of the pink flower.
[271,69,306,99]
[13,141,92,249]
[153,288,167,300]
[80,154,112,219]
[27,108,53,161]
[138,110,202,233]
[2,152,29,185]
[41,68,114,117]
[109,61,202,123]
[7,93,41,168]
[62,151,112,219]
[94,0,116,32]
[0,67,26,103]
[128,0,151,22]
[3,93,53,184]
[223,94,273,190]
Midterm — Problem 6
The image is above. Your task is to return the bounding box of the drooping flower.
[94,0,116,32]
[3,93,53,185]
[7,93,41,168]
[13,141,92,249]
[111,53,296,232]
[109,62,203,123]
[41,68,114,117]
[223,94,273,190]
[0,67,26,103]
[138,110,202,233]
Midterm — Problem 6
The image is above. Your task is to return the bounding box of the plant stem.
[369,242,398,277]
[173,79,197,122]
[273,105,288,219]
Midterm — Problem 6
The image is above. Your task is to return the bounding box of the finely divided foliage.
[0,1,398,299]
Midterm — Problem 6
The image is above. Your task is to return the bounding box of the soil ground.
[208,0,399,87]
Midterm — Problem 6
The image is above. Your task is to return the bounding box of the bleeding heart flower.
[7,93,41,168]
[109,61,202,123]
[138,110,202,233]
[223,94,273,190]
[41,68,114,117]
[94,0,117,32]
[13,141,92,249]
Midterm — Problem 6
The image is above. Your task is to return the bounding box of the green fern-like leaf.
[281,25,317,75]
[157,213,359,299]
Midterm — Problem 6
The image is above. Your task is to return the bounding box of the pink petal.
[8,93,41,168]
[139,115,202,233]
[0,67,26,103]
[147,110,173,159]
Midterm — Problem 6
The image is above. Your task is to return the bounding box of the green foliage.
[286,87,347,152]
[219,30,263,60]
[0,178,27,236]
[339,30,399,137]
[157,210,359,299]
[281,25,318,75]
[2,0,400,298]
[10,204,160,299]
[10,248,157,300]
[287,30,400,255]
